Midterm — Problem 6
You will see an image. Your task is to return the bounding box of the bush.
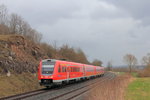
[138,67,150,77]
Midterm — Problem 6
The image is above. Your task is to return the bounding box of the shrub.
[138,67,150,77]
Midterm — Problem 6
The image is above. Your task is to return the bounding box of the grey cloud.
[2,0,82,26]
[1,0,150,66]
[103,0,150,25]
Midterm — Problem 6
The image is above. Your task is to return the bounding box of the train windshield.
[42,61,55,75]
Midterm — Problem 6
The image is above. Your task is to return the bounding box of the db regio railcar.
[38,59,105,88]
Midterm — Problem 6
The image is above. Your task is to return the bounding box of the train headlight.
[41,76,43,78]
[50,76,53,78]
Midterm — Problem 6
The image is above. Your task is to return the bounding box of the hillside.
[0,34,90,98]
[0,35,92,75]
[0,35,47,74]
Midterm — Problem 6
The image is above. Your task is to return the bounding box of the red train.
[38,59,105,88]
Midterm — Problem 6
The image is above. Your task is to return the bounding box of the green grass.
[126,78,150,100]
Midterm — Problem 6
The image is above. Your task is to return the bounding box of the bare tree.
[0,4,9,34]
[140,53,150,77]
[9,13,23,34]
[142,53,150,66]
[35,32,42,43]
[52,40,58,50]
[92,59,103,66]
[76,48,89,64]
[40,43,55,58]
[52,40,58,58]
[0,4,8,25]
[9,13,32,35]
[0,24,9,34]
[123,54,137,73]
[8,13,43,42]
[21,21,31,36]
[26,29,42,43]
[16,16,25,35]
[107,61,112,71]
[0,5,43,43]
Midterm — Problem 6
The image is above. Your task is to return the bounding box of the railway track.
[0,72,115,100]
[48,72,116,100]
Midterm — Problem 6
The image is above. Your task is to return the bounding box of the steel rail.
[48,73,115,100]
[0,72,113,100]
[66,73,116,100]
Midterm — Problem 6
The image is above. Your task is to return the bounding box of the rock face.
[0,35,48,74]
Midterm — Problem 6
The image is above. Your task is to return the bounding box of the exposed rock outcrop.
[0,35,48,74]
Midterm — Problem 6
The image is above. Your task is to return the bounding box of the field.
[125,77,150,100]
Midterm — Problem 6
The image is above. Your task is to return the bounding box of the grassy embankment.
[85,74,133,100]
[0,73,42,98]
[125,77,150,100]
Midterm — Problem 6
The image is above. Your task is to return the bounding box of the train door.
[67,65,70,81]
[58,64,63,80]
[83,65,85,77]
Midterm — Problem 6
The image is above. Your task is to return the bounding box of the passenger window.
[58,66,61,73]
[65,67,66,72]
[62,67,64,72]
[62,66,66,72]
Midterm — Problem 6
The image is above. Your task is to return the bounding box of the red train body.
[38,59,105,87]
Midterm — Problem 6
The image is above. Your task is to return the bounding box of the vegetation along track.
[0,72,115,100]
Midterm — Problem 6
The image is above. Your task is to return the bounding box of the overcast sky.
[1,0,150,66]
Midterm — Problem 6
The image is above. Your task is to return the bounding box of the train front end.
[38,59,56,87]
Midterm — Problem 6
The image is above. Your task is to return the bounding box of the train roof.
[41,59,104,68]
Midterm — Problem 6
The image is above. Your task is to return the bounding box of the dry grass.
[0,73,42,98]
[0,35,11,40]
[84,74,133,100]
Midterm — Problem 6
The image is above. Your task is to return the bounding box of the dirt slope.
[0,35,47,74]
